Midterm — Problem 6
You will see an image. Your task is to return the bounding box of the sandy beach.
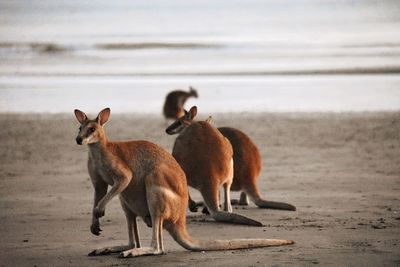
[0,111,399,266]
[1,1,399,266]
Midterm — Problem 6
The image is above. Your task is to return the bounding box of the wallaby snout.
[165,121,181,135]
[165,106,198,135]
[165,128,173,135]
[76,136,83,145]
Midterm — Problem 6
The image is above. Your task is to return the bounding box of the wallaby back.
[173,121,233,191]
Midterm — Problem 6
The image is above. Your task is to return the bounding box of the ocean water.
[0,0,399,113]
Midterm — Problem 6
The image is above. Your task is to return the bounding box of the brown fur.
[166,106,263,226]
[163,86,198,119]
[75,108,293,258]
[218,127,296,211]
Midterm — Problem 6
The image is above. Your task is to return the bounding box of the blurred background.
[0,0,399,114]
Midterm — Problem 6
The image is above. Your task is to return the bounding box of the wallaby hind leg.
[120,216,165,258]
[200,184,220,215]
[246,184,296,211]
[222,182,233,212]
[120,199,141,248]
[238,192,249,205]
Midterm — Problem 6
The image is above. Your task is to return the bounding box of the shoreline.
[2,67,400,77]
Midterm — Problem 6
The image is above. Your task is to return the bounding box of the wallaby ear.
[97,108,111,125]
[189,86,198,97]
[205,115,213,124]
[189,106,197,119]
[74,109,88,124]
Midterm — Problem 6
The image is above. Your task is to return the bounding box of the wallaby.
[74,108,294,257]
[163,86,198,120]
[166,106,263,226]
[180,117,295,212]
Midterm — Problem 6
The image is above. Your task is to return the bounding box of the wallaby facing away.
[163,86,198,120]
[166,106,262,226]
[217,127,296,210]
[74,108,294,258]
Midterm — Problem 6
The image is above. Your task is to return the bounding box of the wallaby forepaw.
[88,248,106,256]
[90,221,102,236]
[188,201,199,212]
[88,248,111,256]
[88,250,97,256]
[202,206,210,215]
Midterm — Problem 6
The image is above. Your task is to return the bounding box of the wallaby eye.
[89,127,96,133]
[78,126,82,131]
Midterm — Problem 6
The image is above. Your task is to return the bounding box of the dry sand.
[0,112,399,266]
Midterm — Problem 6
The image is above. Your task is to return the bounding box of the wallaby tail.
[247,186,296,211]
[168,221,294,252]
[211,210,263,226]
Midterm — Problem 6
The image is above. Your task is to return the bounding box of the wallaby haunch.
[166,106,263,226]
[218,127,296,211]
[75,108,294,258]
[163,86,198,120]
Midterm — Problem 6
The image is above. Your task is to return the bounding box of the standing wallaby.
[218,127,296,211]
[163,86,198,120]
[166,106,262,226]
[75,108,294,258]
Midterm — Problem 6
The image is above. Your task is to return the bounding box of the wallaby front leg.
[94,174,132,219]
[91,180,108,236]
[188,193,205,212]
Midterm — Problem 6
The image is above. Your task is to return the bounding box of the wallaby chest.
[87,146,127,186]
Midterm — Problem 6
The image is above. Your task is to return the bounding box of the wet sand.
[0,112,399,266]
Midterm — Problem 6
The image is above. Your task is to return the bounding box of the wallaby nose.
[165,128,173,135]
[76,136,83,145]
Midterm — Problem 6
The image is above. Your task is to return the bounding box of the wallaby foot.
[255,199,296,211]
[119,247,164,258]
[211,211,263,226]
[88,245,134,256]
